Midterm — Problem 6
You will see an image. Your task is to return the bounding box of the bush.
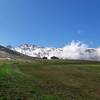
[51,56,59,59]
[42,57,48,59]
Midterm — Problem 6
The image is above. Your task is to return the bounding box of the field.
[0,59,100,100]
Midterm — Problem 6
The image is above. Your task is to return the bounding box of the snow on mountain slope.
[8,41,100,60]
[14,44,63,59]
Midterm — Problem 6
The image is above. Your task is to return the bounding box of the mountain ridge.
[6,42,100,60]
[0,44,39,60]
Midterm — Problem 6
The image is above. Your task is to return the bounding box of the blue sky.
[0,0,100,47]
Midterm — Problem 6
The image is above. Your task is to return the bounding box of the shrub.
[42,57,48,59]
[51,56,59,59]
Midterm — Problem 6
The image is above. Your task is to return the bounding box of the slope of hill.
[0,45,38,60]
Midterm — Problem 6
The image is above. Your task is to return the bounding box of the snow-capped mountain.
[7,41,100,60]
[13,44,63,59]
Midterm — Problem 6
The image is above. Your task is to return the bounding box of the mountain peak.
[18,44,38,50]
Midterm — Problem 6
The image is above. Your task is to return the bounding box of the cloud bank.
[48,41,100,60]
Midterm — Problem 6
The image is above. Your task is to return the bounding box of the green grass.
[0,60,100,100]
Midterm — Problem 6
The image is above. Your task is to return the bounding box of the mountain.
[13,44,62,59]
[8,43,100,60]
[0,42,100,60]
[0,45,38,60]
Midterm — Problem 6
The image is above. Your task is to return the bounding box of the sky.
[0,0,100,47]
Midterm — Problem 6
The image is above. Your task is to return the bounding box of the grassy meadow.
[0,59,100,100]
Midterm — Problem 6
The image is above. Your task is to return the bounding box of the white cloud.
[48,41,100,60]
[61,41,88,59]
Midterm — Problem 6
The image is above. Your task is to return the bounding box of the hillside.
[0,45,38,60]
